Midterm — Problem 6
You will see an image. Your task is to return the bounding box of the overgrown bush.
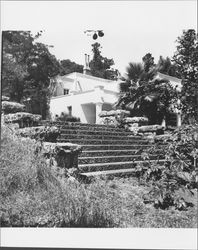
[2,101,25,114]
[55,112,80,123]
[135,125,198,210]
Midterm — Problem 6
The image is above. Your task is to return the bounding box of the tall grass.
[0,124,197,227]
[0,125,126,227]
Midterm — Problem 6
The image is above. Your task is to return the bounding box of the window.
[64,89,69,95]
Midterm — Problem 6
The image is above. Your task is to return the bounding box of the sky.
[1,0,197,75]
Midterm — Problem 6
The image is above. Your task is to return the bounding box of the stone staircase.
[57,122,164,178]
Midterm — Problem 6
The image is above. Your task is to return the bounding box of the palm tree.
[119,62,143,94]
[117,70,177,124]
[126,62,144,84]
[118,60,156,110]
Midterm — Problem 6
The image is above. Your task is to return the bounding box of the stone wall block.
[43,142,82,170]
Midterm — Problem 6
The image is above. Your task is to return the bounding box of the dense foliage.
[119,29,198,125]
[2,101,25,114]
[55,112,80,123]
[156,56,178,77]
[118,77,177,125]
[173,29,198,123]
[89,42,118,80]
[59,59,83,75]
[135,125,198,210]
[2,31,60,119]
[118,53,169,124]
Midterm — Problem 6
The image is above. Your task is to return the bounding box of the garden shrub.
[135,125,198,210]
[55,112,80,123]
[2,101,25,114]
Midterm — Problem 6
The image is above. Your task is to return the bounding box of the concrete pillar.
[161,118,166,128]
[176,112,182,127]
[95,102,103,124]
[176,99,182,127]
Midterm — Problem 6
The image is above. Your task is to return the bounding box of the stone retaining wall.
[99,109,130,126]
[43,142,82,171]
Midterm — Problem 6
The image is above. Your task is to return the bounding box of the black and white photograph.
[0,0,197,247]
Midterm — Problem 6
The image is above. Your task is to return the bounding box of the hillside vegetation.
[0,124,197,227]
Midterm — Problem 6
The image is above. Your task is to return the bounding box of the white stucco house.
[50,71,120,124]
[50,64,182,126]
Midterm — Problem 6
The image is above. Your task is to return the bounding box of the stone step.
[60,129,142,137]
[57,138,150,145]
[78,154,163,164]
[59,134,148,142]
[81,149,139,157]
[60,125,128,133]
[79,168,137,178]
[78,159,165,172]
[80,144,151,151]
[41,121,117,129]
[40,121,124,131]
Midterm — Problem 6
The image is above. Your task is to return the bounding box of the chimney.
[83,54,91,75]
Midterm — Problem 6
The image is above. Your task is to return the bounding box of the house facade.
[50,72,120,124]
[50,69,182,126]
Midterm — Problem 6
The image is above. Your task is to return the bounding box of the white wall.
[81,104,96,124]
[50,73,120,123]
[50,87,119,123]
[55,73,120,93]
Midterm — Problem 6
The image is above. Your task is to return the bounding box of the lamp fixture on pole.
[84,30,104,40]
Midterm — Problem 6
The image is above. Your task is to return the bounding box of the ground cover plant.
[135,125,198,211]
[55,112,80,123]
[0,124,197,227]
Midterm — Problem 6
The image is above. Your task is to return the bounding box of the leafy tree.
[89,42,116,80]
[142,53,155,72]
[59,59,83,75]
[2,31,60,119]
[2,31,31,102]
[120,53,156,94]
[173,29,198,123]
[119,63,143,93]
[126,62,144,84]
[118,53,178,124]
[156,56,178,77]
[118,78,177,124]
[24,41,60,118]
